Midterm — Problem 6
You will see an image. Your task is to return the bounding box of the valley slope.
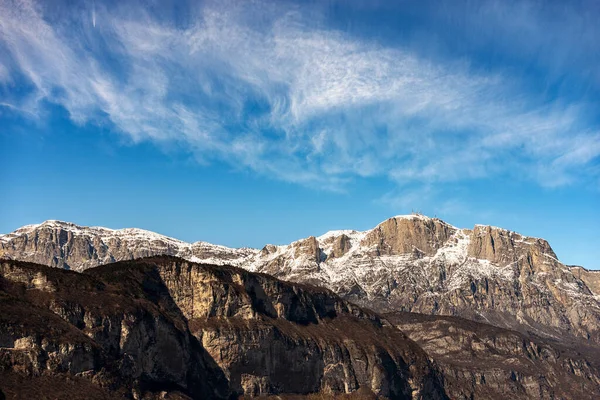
[0,256,446,399]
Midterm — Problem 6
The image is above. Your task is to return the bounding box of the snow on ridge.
[113,228,187,244]
[386,214,460,230]
[473,223,545,241]
[474,223,505,230]
[28,220,189,245]
[390,214,432,220]
[1,220,258,256]
[317,229,362,242]
[432,228,471,265]
[313,226,528,296]
[3,218,596,306]
[0,217,568,273]
[569,265,600,274]
[191,240,259,254]
[316,229,369,255]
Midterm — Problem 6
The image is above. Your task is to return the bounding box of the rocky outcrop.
[467,225,557,264]
[385,312,600,400]
[0,257,448,399]
[255,236,323,279]
[0,220,256,271]
[91,257,447,399]
[329,234,352,258]
[249,216,600,346]
[570,265,600,296]
[0,259,230,399]
[360,216,455,257]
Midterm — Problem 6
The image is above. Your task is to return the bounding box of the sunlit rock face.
[570,265,600,295]
[0,220,258,271]
[248,216,600,345]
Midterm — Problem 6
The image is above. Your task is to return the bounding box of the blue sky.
[1,0,599,269]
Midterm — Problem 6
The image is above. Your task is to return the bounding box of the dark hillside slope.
[0,257,447,399]
[386,312,600,400]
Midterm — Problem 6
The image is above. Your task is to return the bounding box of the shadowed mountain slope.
[385,312,600,400]
[0,256,447,399]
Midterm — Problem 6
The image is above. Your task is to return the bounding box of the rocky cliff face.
[385,312,600,400]
[0,257,448,399]
[0,259,230,399]
[0,221,257,271]
[570,265,600,295]
[360,217,454,257]
[2,216,599,346]
[248,216,600,345]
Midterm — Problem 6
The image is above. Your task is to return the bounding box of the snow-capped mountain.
[248,215,600,343]
[2,215,599,343]
[0,220,258,270]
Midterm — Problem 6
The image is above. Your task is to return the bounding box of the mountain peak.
[11,220,187,244]
[387,213,451,225]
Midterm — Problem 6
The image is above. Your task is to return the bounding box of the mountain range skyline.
[2,214,598,272]
[2,214,599,270]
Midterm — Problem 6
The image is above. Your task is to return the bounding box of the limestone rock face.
[570,265,600,295]
[291,236,321,262]
[385,312,600,400]
[0,257,447,399]
[467,224,557,264]
[93,258,447,399]
[360,216,455,256]
[0,260,230,399]
[329,234,352,258]
[0,220,257,271]
[249,217,600,346]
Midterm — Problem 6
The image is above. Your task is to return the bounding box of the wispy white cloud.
[0,62,10,83]
[0,0,598,192]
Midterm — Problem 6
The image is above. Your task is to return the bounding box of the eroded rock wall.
[0,257,448,399]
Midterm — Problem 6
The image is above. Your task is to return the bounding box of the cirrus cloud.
[0,0,599,190]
